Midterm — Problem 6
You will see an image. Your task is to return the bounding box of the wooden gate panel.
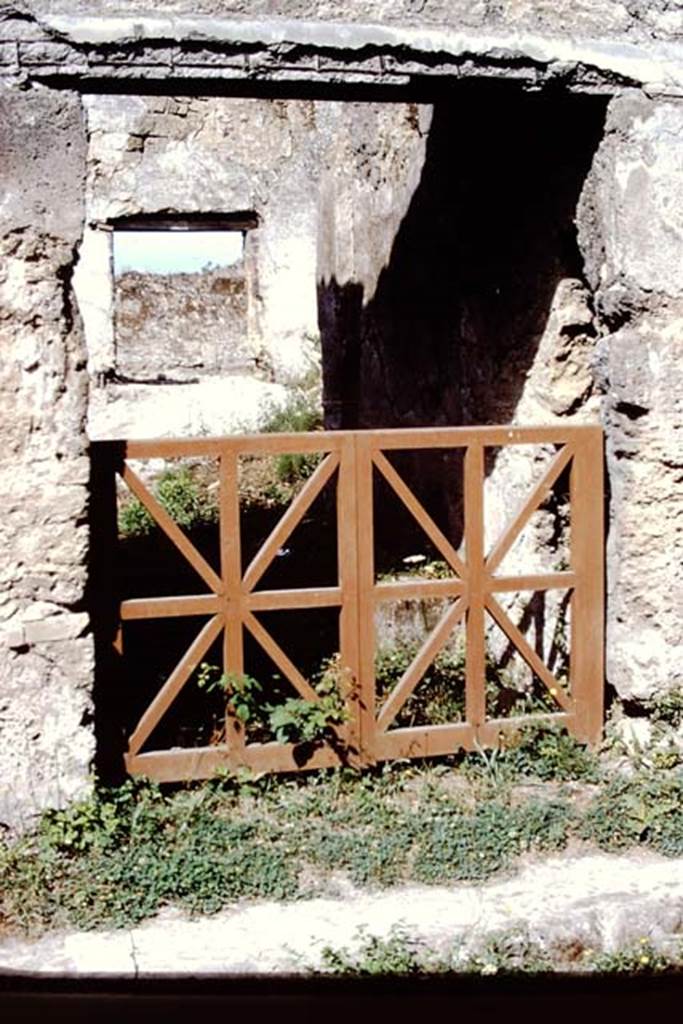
[106,425,604,782]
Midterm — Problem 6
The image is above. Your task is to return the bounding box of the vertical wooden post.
[464,441,486,734]
[337,434,362,764]
[354,433,377,764]
[569,428,604,745]
[219,444,245,756]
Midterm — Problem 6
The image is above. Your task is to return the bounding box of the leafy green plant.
[261,390,322,436]
[37,779,159,855]
[643,688,683,730]
[118,496,155,537]
[259,387,324,487]
[197,664,265,728]
[319,925,424,976]
[267,656,353,746]
[493,723,601,783]
[196,656,353,752]
[156,465,216,528]
[583,938,675,975]
[462,932,553,975]
[581,769,683,853]
[118,464,217,538]
[40,791,125,855]
[414,797,572,885]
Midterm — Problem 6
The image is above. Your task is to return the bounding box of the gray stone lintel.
[5,11,682,94]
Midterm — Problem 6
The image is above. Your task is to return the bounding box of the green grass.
[1,725,681,940]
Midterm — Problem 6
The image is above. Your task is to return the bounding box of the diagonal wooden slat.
[376,596,468,733]
[485,443,575,576]
[372,450,467,580]
[128,613,224,756]
[242,451,340,592]
[121,462,223,594]
[485,594,572,712]
[242,610,319,702]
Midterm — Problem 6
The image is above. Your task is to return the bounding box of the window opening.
[109,214,258,384]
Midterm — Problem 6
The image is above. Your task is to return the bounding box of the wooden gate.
[104,425,603,782]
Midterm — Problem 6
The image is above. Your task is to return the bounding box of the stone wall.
[0,82,93,828]
[80,94,323,439]
[0,3,682,827]
[21,1,683,47]
[114,267,250,381]
[577,93,683,700]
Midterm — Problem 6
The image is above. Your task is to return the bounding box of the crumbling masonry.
[1,2,681,826]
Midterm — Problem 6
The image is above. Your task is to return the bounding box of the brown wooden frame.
[106,425,604,782]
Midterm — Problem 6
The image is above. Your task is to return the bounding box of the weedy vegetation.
[1,716,682,943]
[118,463,218,537]
[315,927,683,977]
[196,656,353,748]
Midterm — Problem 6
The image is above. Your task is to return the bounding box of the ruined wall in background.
[0,82,93,828]
[81,95,323,439]
[114,267,249,381]
[78,95,430,440]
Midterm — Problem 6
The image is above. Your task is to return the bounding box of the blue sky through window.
[113,230,244,275]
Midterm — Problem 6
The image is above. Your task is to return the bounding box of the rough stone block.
[23,612,89,645]
[0,42,17,65]
[18,41,78,64]
[0,13,49,43]
[600,317,683,699]
[0,81,87,241]
[578,93,683,313]
[1,624,26,650]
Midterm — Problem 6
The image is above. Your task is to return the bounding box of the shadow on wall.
[319,83,607,545]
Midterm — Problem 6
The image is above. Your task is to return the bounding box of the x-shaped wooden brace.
[119,450,340,757]
[373,443,575,732]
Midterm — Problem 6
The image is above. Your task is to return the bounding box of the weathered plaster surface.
[0,3,681,827]
[0,80,94,827]
[80,94,427,438]
[1,3,682,94]
[577,92,683,700]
